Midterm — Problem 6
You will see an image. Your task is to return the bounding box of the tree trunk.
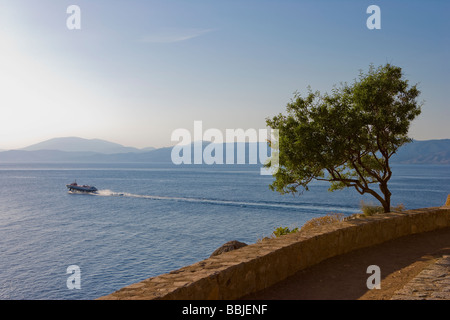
[382,198,390,213]
[379,182,391,213]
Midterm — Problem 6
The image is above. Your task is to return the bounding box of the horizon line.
[1,136,450,152]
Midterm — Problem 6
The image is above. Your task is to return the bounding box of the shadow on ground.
[242,227,450,300]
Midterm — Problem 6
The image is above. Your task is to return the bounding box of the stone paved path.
[243,227,450,300]
[390,255,450,300]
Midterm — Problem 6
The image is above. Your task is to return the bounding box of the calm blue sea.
[0,162,448,300]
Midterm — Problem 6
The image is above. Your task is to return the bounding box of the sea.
[0,162,448,300]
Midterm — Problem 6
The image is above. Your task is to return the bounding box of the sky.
[0,0,449,150]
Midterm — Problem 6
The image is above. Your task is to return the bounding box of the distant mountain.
[0,138,448,164]
[21,137,151,154]
[391,139,450,164]
[80,141,271,164]
[0,141,271,163]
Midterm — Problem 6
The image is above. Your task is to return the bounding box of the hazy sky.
[0,0,448,149]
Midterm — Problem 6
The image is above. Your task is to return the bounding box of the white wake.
[92,189,357,213]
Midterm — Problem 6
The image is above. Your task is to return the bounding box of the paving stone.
[391,256,450,300]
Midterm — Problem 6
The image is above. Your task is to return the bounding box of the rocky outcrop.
[209,240,247,257]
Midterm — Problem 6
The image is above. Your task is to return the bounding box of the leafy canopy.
[266,64,422,212]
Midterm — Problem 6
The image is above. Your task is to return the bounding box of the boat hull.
[66,184,98,193]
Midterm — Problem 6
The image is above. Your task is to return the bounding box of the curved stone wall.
[98,206,450,300]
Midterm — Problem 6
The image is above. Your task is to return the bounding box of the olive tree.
[266,64,422,213]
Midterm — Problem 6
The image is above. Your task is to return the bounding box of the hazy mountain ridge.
[20,137,154,154]
[390,139,450,164]
[0,140,270,163]
[0,137,448,164]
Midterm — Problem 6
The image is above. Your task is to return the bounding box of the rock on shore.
[210,240,247,257]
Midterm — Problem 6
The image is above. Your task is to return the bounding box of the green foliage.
[266,64,422,213]
[272,226,299,237]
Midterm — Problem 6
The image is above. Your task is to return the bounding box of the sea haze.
[0,162,448,299]
[1,137,449,164]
